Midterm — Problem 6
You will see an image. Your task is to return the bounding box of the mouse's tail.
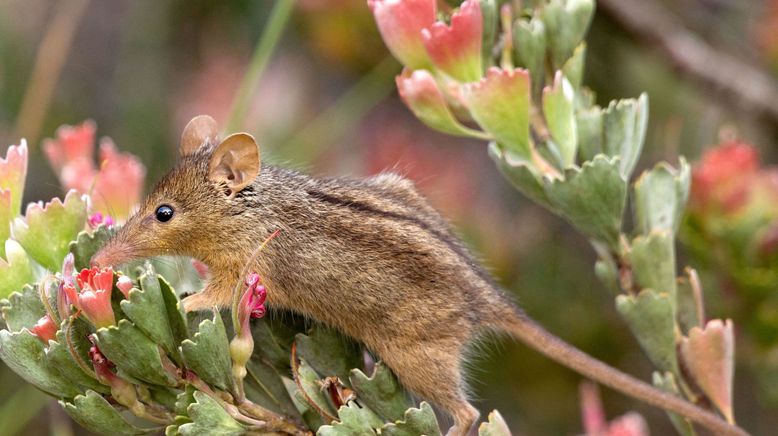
[495,311,747,436]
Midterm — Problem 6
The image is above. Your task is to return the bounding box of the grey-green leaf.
[94,319,178,387]
[295,326,362,387]
[544,155,627,249]
[350,363,410,422]
[602,94,649,180]
[61,390,158,435]
[489,143,557,212]
[69,225,113,270]
[633,159,690,235]
[543,72,578,167]
[1,284,45,332]
[181,310,234,392]
[317,401,383,435]
[628,232,677,303]
[0,329,82,398]
[380,402,442,436]
[178,391,246,436]
[121,265,180,363]
[616,290,679,376]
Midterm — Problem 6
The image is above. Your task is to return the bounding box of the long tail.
[500,313,748,436]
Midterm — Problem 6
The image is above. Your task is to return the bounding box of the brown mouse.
[92,115,743,436]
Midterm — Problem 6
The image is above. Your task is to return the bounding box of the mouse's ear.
[209,132,261,195]
[181,115,219,156]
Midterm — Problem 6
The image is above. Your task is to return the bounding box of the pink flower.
[43,120,145,221]
[43,120,96,173]
[238,273,267,331]
[91,138,145,220]
[0,140,29,217]
[396,69,489,139]
[31,315,58,343]
[368,0,436,69]
[580,382,648,436]
[116,275,133,299]
[88,212,115,228]
[64,267,116,328]
[421,0,482,82]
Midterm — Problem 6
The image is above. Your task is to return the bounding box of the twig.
[598,0,778,124]
[14,0,90,146]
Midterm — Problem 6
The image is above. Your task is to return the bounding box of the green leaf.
[121,264,180,362]
[349,363,410,422]
[628,231,677,302]
[317,401,383,435]
[13,190,87,271]
[542,0,595,67]
[178,391,246,436]
[463,68,532,159]
[544,155,627,248]
[543,72,578,167]
[602,95,649,180]
[380,402,441,436]
[283,376,326,430]
[95,319,179,387]
[676,268,703,334]
[478,410,511,435]
[633,159,690,235]
[576,107,603,162]
[616,290,679,375]
[251,317,295,371]
[0,329,82,398]
[562,43,586,90]
[0,240,35,299]
[61,390,158,435]
[175,385,197,416]
[1,284,45,332]
[159,275,189,346]
[293,358,338,419]
[245,357,302,419]
[489,143,556,211]
[181,310,234,392]
[513,16,546,96]
[652,372,696,436]
[295,326,362,387]
[69,225,113,270]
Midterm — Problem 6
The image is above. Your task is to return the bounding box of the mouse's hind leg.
[379,340,480,436]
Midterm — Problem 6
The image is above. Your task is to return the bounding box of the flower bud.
[368,0,436,69]
[116,275,133,299]
[31,315,58,343]
[421,0,483,82]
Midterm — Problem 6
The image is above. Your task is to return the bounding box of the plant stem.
[224,0,295,134]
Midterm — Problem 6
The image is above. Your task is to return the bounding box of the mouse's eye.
[155,205,174,222]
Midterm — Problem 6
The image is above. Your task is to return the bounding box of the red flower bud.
[31,315,58,343]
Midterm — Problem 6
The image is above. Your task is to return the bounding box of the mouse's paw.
[181,292,214,312]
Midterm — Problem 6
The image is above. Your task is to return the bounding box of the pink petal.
[92,138,146,220]
[605,412,649,436]
[43,120,96,172]
[679,319,735,423]
[421,0,482,82]
[116,275,133,299]
[79,289,116,328]
[579,382,607,434]
[368,0,436,69]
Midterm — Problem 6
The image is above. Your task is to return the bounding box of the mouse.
[91,115,742,436]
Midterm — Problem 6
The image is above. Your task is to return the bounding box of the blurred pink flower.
[368,0,436,69]
[64,266,116,328]
[43,120,145,220]
[580,381,649,436]
[88,212,115,228]
[239,273,267,330]
[690,140,759,214]
[43,120,96,173]
[421,0,482,82]
[31,314,58,343]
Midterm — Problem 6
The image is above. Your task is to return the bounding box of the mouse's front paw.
[181,292,214,312]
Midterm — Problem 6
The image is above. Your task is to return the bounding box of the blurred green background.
[1,0,778,434]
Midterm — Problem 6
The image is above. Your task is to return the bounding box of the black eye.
[155,205,174,222]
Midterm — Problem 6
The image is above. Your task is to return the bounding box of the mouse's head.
[91,115,261,268]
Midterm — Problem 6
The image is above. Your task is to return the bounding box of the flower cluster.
[43,120,146,220]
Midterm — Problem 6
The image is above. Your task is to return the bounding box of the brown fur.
[92,117,746,436]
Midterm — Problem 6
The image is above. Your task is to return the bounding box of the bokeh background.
[1,0,778,434]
